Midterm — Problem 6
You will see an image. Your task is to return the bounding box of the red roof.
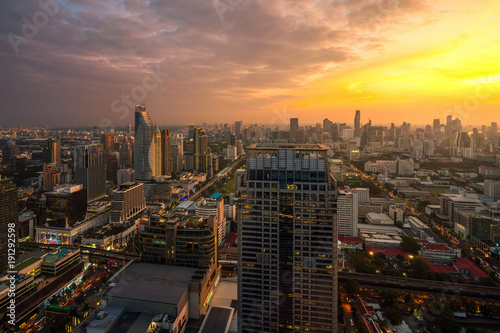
[422,259,456,274]
[366,247,412,258]
[339,235,363,244]
[355,298,374,318]
[222,232,237,247]
[453,258,488,279]
[361,317,382,333]
[423,243,452,252]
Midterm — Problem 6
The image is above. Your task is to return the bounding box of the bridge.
[19,242,140,260]
[340,271,500,302]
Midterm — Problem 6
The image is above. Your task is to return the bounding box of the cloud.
[0,0,434,126]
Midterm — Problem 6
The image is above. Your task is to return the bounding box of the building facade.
[238,144,338,333]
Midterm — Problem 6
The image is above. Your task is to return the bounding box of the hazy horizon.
[1,0,499,127]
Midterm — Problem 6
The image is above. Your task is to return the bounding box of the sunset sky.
[1,0,499,127]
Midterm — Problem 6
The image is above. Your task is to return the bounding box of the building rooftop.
[199,307,234,333]
[210,193,223,199]
[43,247,77,264]
[108,263,198,306]
[15,257,41,271]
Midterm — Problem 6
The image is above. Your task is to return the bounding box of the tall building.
[154,125,162,177]
[161,129,172,175]
[134,105,156,180]
[74,144,106,202]
[101,132,115,152]
[110,182,146,223]
[290,118,299,142]
[44,184,87,228]
[119,136,133,169]
[196,194,226,245]
[42,163,61,190]
[433,119,441,136]
[0,178,17,273]
[235,121,243,139]
[338,190,359,237]
[2,140,19,170]
[238,144,338,333]
[45,137,61,164]
[171,134,184,173]
[354,110,361,138]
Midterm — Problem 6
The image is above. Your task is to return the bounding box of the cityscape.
[2,1,500,333]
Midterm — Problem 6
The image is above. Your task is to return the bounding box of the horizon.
[1,0,499,127]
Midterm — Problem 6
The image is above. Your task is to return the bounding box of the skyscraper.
[161,129,172,175]
[338,190,359,237]
[134,105,156,180]
[433,119,441,136]
[46,137,61,164]
[0,178,18,273]
[354,110,361,138]
[238,144,338,333]
[154,125,162,177]
[290,118,299,142]
[74,144,106,202]
[101,132,115,152]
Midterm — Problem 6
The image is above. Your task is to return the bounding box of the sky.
[1,0,499,128]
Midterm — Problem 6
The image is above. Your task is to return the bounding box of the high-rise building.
[134,105,156,180]
[154,125,162,177]
[2,140,19,170]
[433,119,441,136]
[42,163,61,190]
[161,129,172,175]
[44,184,87,228]
[238,144,338,333]
[119,136,133,169]
[235,121,243,139]
[290,118,299,142]
[74,144,106,202]
[101,132,115,152]
[338,190,359,237]
[110,182,146,223]
[45,137,61,164]
[0,178,17,273]
[196,194,226,245]
[354,110,361,138]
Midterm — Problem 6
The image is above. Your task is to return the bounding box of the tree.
[401,236,421,255]
[380,290,399,307]
[345,279,360,297]
[384,303,403,326]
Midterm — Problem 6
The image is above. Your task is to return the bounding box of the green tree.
[345,279,360,297]
[401,236,421,255]
[384,303,403,325]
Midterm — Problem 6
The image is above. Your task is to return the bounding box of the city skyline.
[1,1,500,126]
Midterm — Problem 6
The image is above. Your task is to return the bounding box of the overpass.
[19,242,140,260]
[340,271,500,302]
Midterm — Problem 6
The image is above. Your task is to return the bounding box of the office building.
[117,168,134,186]
[0,179,17,273]
[484,180,500,201]
[44,137,61,164]
[196,193,226,245]
[338,190,359,237]
[2,140,19,170]
[74,144,106,202]
[44,184,87,228]
[110,182,146,223]
[134,104,156,180]
[140,212,218,268]
[101,132,115,152]
[42,163,61,190]
[161,129,172,175]
[290,118,299,142]
[238,144,338,333]
[354,110,361,138]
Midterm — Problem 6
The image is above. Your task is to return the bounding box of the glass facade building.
[238,144,338,333]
